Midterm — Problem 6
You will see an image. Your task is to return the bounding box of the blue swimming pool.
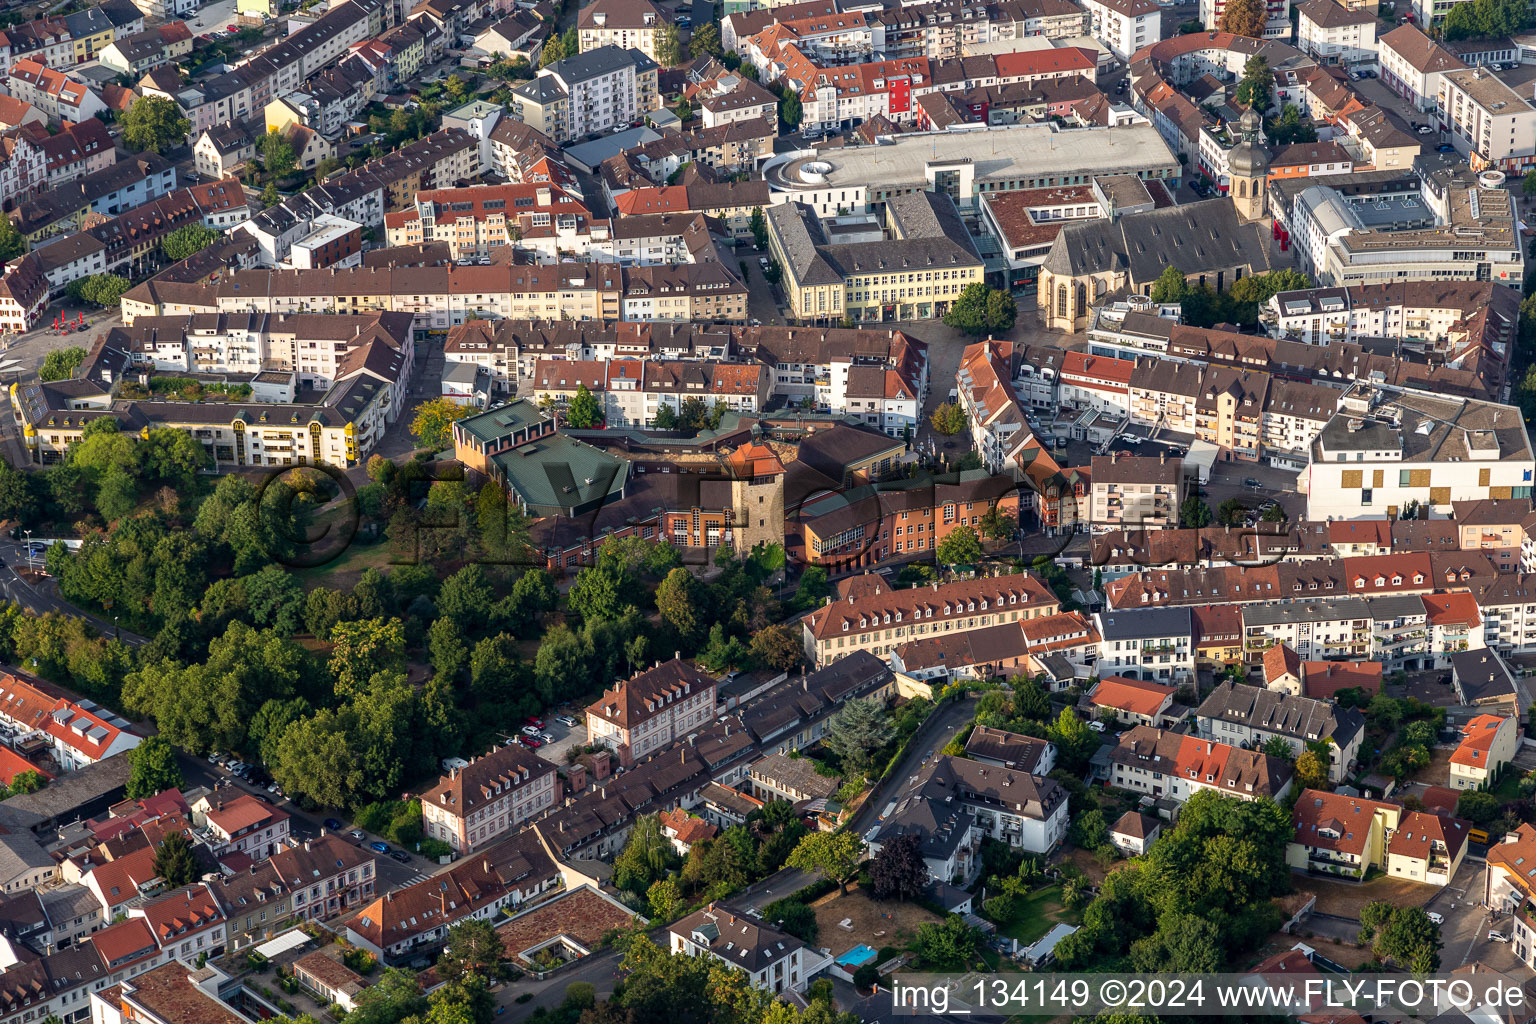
[836,945,878,968]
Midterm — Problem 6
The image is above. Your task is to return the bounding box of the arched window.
[1237,179,1246,198]
[1056,284,1068,318]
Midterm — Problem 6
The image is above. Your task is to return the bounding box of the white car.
[555,715,576,727]
[1489,931,1508,943]
[520,725,540,736]
[1426,912,1444,925]
[1089,721,1107,732]
[540,732,554,743]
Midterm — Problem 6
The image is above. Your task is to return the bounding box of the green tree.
[1295,749,1328,790]
[978,504,1016,541]
[1150,265,1188,303]
[613,813,676,895]
[260,128,297,176]
[913,914,981,970]
[935,525,983,565]
[152,833,200,888]
[690,21,722,58]
[1179,497,1212,528]
[786,830,864,894]
[0,214,24,263]
[261,182,281,208]
[654,22,682,65]
[647,877,683,920]
[437,918,508,982]
[39,346,86,382]
[942,282,1017,335]
[66,274,131,308]
[443,73,466,101]
[410,397,461,451]
[328,617,407,698]
[8,770,43,794]
[1218,0,1267,36]
[780,90,802,130]
[930,401,967,436]
[750,206,768,248]
[120,95,190,153]
[161,223,220,263]
[655,567,701,640]
[1048,707,1099,770]
[824,696,894,772]
[749,622,801,671]
[1235,54,1273,111]
[565,383,603,428]
[125,735,183,799]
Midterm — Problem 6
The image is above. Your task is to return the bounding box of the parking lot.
[507,714,588,767]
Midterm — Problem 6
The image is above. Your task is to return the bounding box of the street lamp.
[21,530,30,572]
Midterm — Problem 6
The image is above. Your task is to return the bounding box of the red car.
[520,736,543,748]
[526,716,544,728]
[226,24,238,32]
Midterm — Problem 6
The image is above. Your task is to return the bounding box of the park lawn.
[996,885,1082,945]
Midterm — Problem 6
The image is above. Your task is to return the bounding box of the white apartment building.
[1079,0,1162,61]
[1196,680,1364,783]
[578,0,670,63]
[513,45,658,143]
[1295,0,1378,67]
[1303,388,1535,521]
[1094,606,1195,683]
[1477,575,1536,654]
[1243,598,1371,663]
[671,907,824,995]
[1380,24,1466,112]
[1438,66,1536,173]
[1089,454,1186,533]
[1198,0,1292,38]
[421,743,560,853]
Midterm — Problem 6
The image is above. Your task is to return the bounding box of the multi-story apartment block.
[1242,597,1371,665]
[877,755,1069,876]
[1449,713,1518,790]
[802,571,1059,667]
[1303,387,1534,521]
[586,659,718,767]
[194,793,290,862]
[1380,24,1465,112]
[1079,0,1161,60]
[1478,574,1536,654]
[213,835,374,951]
[1438,67,1536,173]
[1196,680,1364,782]
[671,906,823,995]
[421,743,559,853]
[1454,499,1529,572]
[1109,727,1293,803]
[1093,607,1194,683]
[1089,454,1185,533]
[1295,0,1377,67]
[383,182,602,261]
[578,0,671,62]
[511,46,658,144]
[1198,0,1291,37]
[1289,789,1400,879]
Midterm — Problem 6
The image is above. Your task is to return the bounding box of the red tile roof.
[1450,714,1510,768]
[1302,660,1381,701]
[1090,676,1175,717]
[1292,789,1397,857]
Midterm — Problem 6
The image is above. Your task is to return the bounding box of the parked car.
[520,725,540,736]
[1427,912,1444,924]
[350,830,365,840]
[1244,477,1261,488]
[370,842,391,854]
[521,736,543,748]
[555,715,576,727]
[1437,143,1455,152]
[391,851,411,863]
[1417,125,1432,134]
[1089,721,1107,732]
[540,732,554,743]
[324,818,343,831]
[1489,931,1508,942]
[526,716,544,728]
